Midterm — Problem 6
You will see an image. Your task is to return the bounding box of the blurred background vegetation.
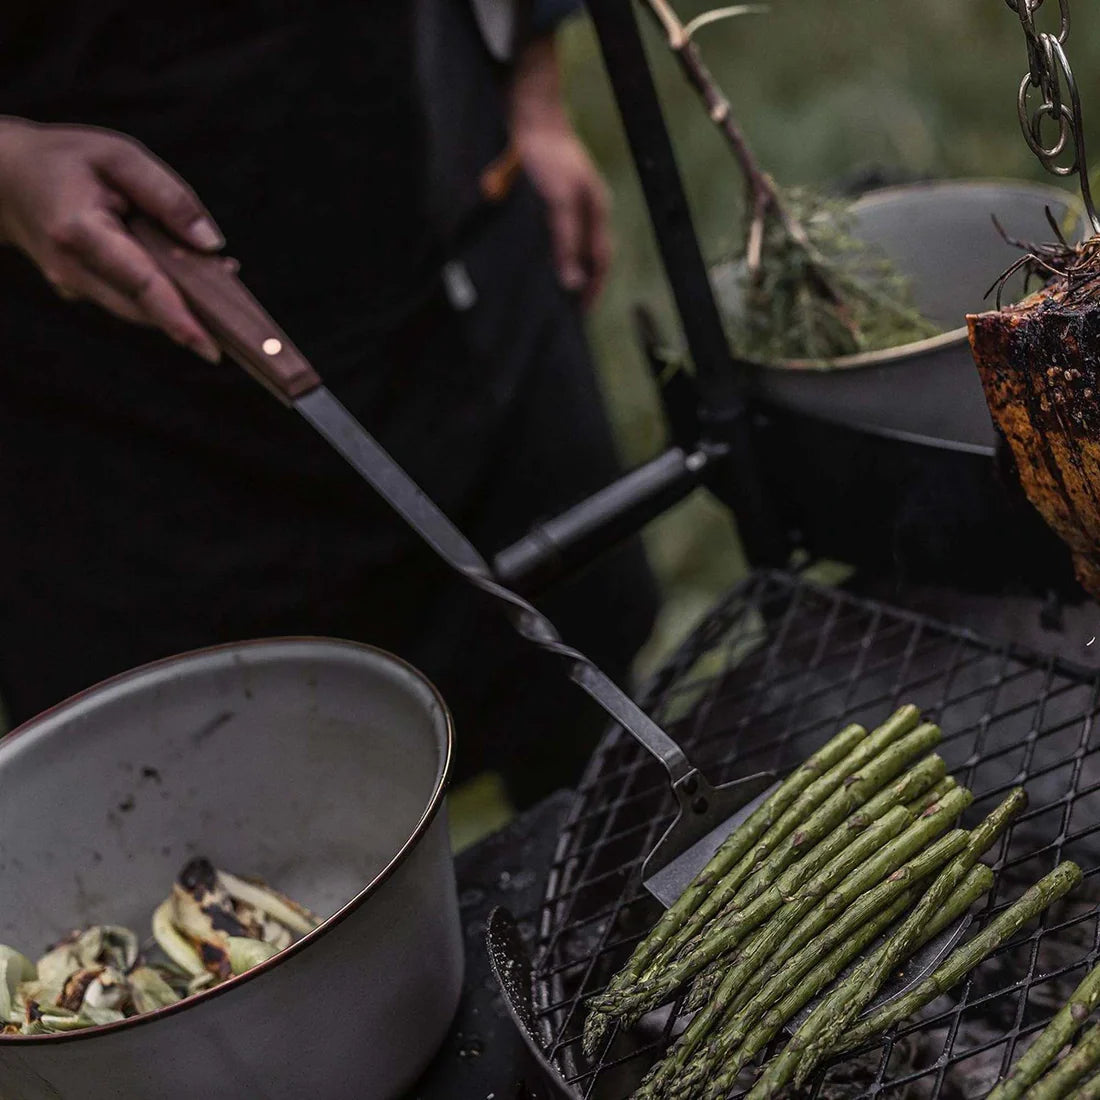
[557,0,1098,675]
[454,0,1100,847]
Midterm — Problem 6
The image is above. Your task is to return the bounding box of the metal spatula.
[131,217,774,904]
[136,222,971,1011]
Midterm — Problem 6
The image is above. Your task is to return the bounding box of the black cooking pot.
[495,179,1084,602]
[750,402,1077,595]
[735,179,1084,597]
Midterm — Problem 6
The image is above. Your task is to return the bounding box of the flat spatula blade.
[643,779,778,907]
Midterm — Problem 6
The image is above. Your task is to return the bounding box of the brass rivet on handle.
[262,338,283,356]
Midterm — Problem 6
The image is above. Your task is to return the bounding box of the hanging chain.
[1005,0,1100,233]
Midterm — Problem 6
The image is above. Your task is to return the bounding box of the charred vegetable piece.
[76,925,139,973]
[129,967,180,1015]
[177,859,253,940]
[35,1007,89,1033]
[57,967,105,1012]
[156,859,318,985]
[152,899,206,978]
[83,967,129,1013]
[19,999,47,1035]
[33,933,83,1005]
[79,1007,127,1028]
[5,859,317,1035]
[0,946,35,1024]
[216,869,320,937]
[170,884,233,980]
[228,937,279,975]
[259,919,292,953]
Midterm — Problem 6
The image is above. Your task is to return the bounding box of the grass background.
[467,0,1100,848]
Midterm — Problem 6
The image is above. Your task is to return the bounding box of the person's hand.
[515,122,611,310]
[0,119,223,362]
[510,37,612,309]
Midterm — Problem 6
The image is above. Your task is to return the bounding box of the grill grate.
[532,570,1100,1098]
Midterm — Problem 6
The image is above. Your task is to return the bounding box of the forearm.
[508,33,570,140]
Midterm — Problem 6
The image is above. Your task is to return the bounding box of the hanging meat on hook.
[969,234,1100,600]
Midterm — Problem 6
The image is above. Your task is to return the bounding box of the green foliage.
[729,188,941,363]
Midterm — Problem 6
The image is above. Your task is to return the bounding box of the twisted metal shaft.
[298,387,695,782]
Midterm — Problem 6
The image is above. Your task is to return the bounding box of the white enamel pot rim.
[710,176,1086,453]
[756,177,1087,371]
[0,634,455,1048]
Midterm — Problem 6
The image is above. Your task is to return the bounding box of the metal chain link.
[1005,0,1100,233]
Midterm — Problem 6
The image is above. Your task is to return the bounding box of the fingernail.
[174,329,220,363]
[187,217,224,251]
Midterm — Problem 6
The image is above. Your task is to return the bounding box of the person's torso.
[0,0,452,328]
[0,2,558,598]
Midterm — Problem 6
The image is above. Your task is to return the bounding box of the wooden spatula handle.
[130,216,321,405]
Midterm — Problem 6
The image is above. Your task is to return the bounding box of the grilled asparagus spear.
[700,864,993,1100]
[582,720,869,1055]
[748,788,1027,1098]
[987,958,1100,1100]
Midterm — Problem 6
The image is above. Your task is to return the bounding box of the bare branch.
[682,4,769,42]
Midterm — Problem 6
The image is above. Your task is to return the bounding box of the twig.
[641,0,940,360]
[683,4,768,42]
[641,0,819,278]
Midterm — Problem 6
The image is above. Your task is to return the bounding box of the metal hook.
[1005,0,1100,236]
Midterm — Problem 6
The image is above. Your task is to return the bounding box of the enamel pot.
[0,638,462,1099]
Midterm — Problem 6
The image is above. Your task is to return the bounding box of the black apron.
[0,0,658,802]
